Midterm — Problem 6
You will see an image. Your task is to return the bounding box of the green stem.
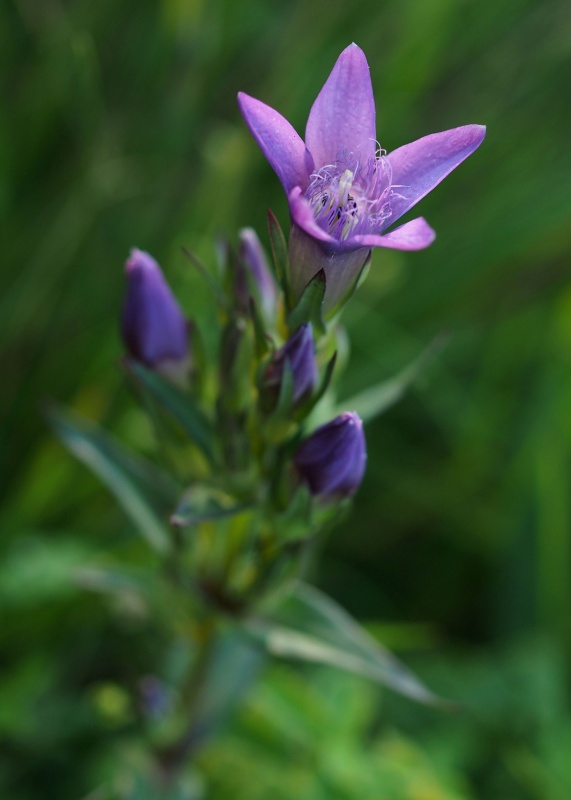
[157,616,217,787]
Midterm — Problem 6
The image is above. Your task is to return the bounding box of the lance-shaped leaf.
[171,485,251,527]
[295,351,337,419]
[262,359,296,443]
[47,407,176,554]
[129,362,216,462]
[191,629,266,735]
[287,268,326,335]
[182,245,228,311]
[246,582,446,706]
[268,209,290,302]
[335,334,448,424]
[249,296,270,358]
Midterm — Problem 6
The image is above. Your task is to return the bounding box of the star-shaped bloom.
[238,44,485,312]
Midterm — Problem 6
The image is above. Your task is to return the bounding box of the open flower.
[238,44,485,312]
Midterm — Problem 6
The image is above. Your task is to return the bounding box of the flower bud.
[263,323,317,407]
[294,412,366,499]
[121,249,188,369]
[238,227,277,318]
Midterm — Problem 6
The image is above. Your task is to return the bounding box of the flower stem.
[156,616,217,787]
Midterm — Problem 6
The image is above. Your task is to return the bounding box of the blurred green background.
[2,0,571,797]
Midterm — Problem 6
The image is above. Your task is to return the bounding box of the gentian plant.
[49,44,484,797]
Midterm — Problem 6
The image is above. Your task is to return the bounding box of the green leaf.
[246,582,447,706]
[275,357,295,416]
[274,483,313,543]
[336,334,448,423]
[0,536,91,608]
[249,296,270,357]
[181,245,227,310]
[73,565,149,597]
[171,485,251,527]
[129,362,216,462]
[263,359,297,442]
[287,269,326,335]
[268,210,290,301]
[191,628,266,734]
[47,407,174,553]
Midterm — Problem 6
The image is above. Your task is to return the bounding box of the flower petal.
[238,92,311,194]
[288,186,337,246]
[305,43,376,168]
[353,217,436,250]
[384,125,486,227]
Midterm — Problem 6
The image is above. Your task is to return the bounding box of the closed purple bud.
[294,412,366,499]
[238,228,277,317]
[121,249,188,368]
[264,323,317,406]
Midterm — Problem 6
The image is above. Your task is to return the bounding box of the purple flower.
[121,249,189,369]
[263,323,317,408]
[238,44,485,311]
[238,227,277,319]
[294,412,366,500]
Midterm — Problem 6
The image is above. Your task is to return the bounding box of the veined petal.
[238,92,311,194]
[385,125,486,227]
[305,43,376,168]
[353,217,436,250]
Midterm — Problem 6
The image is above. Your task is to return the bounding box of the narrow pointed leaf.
[74,565,149,596]
[129,362,216,462]
[287,269,326,335]
[182,245,227,309]
[189,629,266,740]
[295,351,337,419]
[47,407,173,553]
[246,582,447,706]
[263,359,296,442]
[249,296,270,358]
[336,334,448,423]
[171,485,251,527]
[275,357,295,416]
[268,210,290,301]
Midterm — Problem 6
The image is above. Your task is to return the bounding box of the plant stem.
[156,615,217,787]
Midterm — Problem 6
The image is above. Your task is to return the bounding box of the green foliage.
[198,666,471,800]
[47,406,177,553]
[287,270,326,335]
[247,582,442,705]
[2,0,571,797]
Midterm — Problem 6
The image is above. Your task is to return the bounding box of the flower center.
[305,150,393,241]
